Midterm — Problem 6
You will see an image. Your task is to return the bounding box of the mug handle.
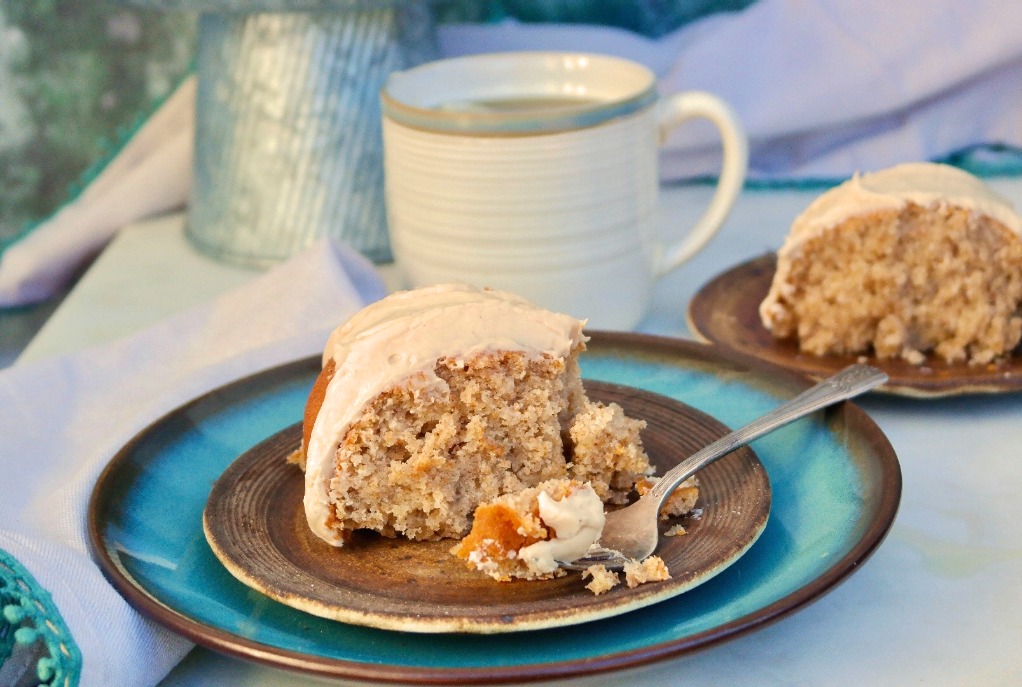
[654,91,748,276]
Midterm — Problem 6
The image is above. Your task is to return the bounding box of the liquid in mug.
[435,94,607,115]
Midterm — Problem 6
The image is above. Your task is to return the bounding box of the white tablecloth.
[17,180,1022,686]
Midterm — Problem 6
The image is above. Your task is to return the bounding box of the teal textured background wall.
[0,3,196,244]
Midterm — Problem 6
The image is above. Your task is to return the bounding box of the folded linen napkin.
[0,239,386,687]
[3,0,1021,309]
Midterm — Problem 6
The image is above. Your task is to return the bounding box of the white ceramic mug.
[380,52,748,329]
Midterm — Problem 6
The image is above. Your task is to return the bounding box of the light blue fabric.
[438,0,1022,183]
[0,239,385,686]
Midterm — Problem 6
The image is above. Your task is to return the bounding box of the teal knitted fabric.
[667,143,1022,192]
[0,548,81,687]
[437,0,758,38]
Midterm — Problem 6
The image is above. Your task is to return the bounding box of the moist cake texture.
[759,162,1022,365]
[291,283,654,547]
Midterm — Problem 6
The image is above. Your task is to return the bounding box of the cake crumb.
[635,477,699,519]
[623,556,671,587]
[665,524,687,537]
[582,564,620,595]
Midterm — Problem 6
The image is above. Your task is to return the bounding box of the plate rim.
[687,254,1022,399]
[86,332,902,684]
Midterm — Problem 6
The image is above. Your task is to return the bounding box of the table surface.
[18,182,1022,686]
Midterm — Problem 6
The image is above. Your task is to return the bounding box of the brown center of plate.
[203,380,771,633]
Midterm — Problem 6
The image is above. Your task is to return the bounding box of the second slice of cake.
[759,162,1022,365]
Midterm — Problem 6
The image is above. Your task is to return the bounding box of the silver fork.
[559,364,888,571]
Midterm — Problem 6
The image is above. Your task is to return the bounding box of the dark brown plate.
[687,254,1022,398]
[203,381,771,633]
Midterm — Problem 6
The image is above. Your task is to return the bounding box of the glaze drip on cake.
[516,485,605,575]
[777,163,1021,255]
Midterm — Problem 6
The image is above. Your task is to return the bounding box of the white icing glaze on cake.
[304,283,588,546]
[517,485,605,575]
[778,162,1022,260]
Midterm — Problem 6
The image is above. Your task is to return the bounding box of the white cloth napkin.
[2,0,1020,308]
[0,239,386,687]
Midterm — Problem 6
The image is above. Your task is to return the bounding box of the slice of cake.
[450,478,605,581]
[289,283,654,547]
[759,162,1022,365]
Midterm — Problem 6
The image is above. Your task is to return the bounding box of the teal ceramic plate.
[88,332,901,684]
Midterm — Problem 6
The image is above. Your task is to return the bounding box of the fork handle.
[648,364,888,504]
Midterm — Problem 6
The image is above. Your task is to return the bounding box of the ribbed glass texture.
[188,6,437,266]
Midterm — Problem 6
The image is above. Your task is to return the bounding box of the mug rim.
[381,51,658,136]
